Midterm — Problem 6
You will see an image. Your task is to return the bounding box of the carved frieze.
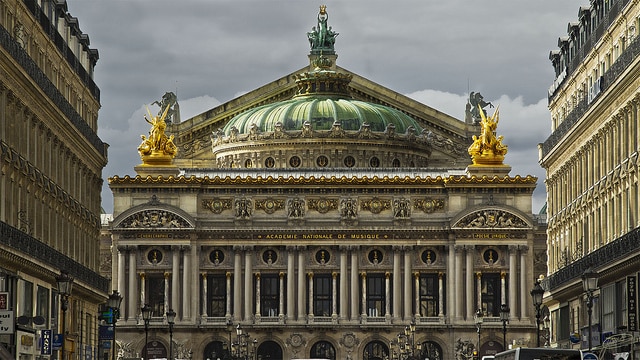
[455,209,528,228]
[120,210,190,228]
[414,198,445,213]
[361,197,390,214]
[202,198,232,214]
[308,198,338,213]
[255,198,285,214]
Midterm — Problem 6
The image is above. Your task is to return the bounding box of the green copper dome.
[222,55,423,136]
[223,95,424,135]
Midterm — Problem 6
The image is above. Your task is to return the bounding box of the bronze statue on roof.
[307,5,338,54]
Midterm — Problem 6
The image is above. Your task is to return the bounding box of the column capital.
[164,272,170,279]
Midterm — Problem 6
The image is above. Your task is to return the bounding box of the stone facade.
[0,0,108,359]
[541,0,640,353]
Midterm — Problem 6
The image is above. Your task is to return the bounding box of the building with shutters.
[0,0,109,359]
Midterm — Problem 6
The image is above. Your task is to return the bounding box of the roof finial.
[307,5,338,55]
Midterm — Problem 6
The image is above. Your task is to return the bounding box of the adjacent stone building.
[107,7,545,360]
[0,0,109,358]
[540,0,640,355]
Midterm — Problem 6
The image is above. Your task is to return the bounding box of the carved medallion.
[414,198,445,213]
[255,198,284,214]
[202,198,232,214]
[361,197,391,214]
[308,198,338,213]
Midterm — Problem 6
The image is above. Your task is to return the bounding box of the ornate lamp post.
[167,309,176,360]
[226,319,234,359]
[530,281,544,347]
[390,322,422,360]
[500,304,510,350]
[582,267,598,352]
[107,290,123,360]
[474,309,483,359]
[141,304,153,360]
[56,271,74,360]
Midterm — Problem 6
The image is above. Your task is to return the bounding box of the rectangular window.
[19,279,33,317]
[366,274,386,317]
[419,274,440,317]
[601,283,615,333]
[148,275,166,316]
[36,285,49,325]
[207,274,226,317]
[313,274,332,317]
[480,273,501,316]
[558,305,570,341]
[260,274,279,317]
[616,280,627,329]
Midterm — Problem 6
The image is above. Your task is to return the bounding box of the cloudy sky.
[67,1,581,214]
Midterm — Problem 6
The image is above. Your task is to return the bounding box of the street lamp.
[474,309,483,359]
[107,290,123,360]
[530,280,544,347]
[500,304,510,350]
[56,271,74,360]
[390,322,422,360]
[142,304,153,360]
[167,308,176,360]
[582,267,598,352]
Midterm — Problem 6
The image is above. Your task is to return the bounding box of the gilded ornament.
[467,106,508,165]
[138,105,178,165]
[202,198,232,214]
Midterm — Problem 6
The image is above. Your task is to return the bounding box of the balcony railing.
[542,31,640,158]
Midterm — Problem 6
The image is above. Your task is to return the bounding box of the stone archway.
[203,340,227,360]
[310,340,336,360]
[257,340,283,360]
[363,340,389,360]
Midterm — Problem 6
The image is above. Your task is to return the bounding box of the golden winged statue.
[137,105,177,165]
[468,105,508,165]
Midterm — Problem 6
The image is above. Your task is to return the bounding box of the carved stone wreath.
[255,198,284,214]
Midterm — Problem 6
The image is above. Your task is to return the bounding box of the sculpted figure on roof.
[468,106,508,165]
[138,105,177,161]
[307,5,338,53]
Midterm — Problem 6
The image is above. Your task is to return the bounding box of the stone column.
[361,272,367,318]
[279,272,285,318]
[351,248,359,321]
[226,272,232,318]
[128,249,137,321]
[255,273,261,318]
[164,272,170,317]
[466,245,475,319]
[476,272,482,311]
[139,273,146,310]
[182,245,192,320]
[438,272,444,317]
[287,247,295,321]
[172,247,180,317]
[519,245,528,319]
[308,272,314,318]
[455,245,464,321]
[332,272,338,318]
[393,246,402,320]
[385,272,391,318]
[414,272,420,318]
[201,273,208,317]
[501,271,506,306]
[403,247,412,320]
[339,247,348,321]
[233,246,242,321]
[508,245,517,319]
[297,247,306,320]
[244,248,253,321]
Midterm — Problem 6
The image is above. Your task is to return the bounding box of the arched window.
[310,341,336,360]
[363,340,389,360]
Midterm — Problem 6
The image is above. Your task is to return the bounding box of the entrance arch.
[421,341,443,360]
[143,340,167,360]
[257,340,283,360]
[363,340,389,360]
[203,340,227,360]
[310,341,336,359]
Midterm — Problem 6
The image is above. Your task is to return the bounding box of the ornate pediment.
[117,209,191,229]
[452,209,529,229]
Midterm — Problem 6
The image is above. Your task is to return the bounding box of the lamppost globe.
[500,304,510,350]
[474,309,483,359]
[107,290,123,360]
[142,304,153,360]
[582,267,598,352]
[56,271,74,360]
[530,281,544,347]
[167,309,176,360]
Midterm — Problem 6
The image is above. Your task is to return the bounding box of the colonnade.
[113,242,531,324]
